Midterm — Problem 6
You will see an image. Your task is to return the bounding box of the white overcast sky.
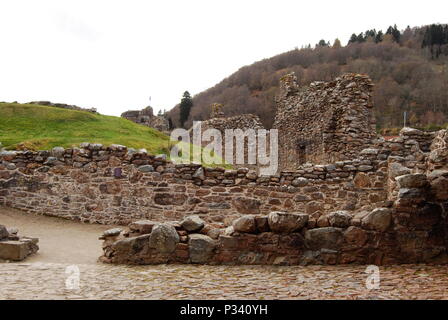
[0,0,446,116]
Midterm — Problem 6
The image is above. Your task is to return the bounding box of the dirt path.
[0,206,116,265]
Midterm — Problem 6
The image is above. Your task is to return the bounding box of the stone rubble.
[0,225,39,261]
[121,106,169,132]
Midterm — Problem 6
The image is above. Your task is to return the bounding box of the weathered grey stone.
[327,211,352,228]
[232,197,261,215]
[360,148,379,155]
[44,157,58,165]
[0,225,9,240]
[112,234,150,254]
[138,165,154,172]
[51,147,65,158]
[6,163,16,170]
[223,226,235,236]
[430,176,448,201]
[102,228,122,237]
[398,188,425,199]
[192,167,205,180]
[291,177,308,187]
[188,234,216,263]
[361,208,392,232]
[232,215,256,233]
[129,220,156,234]
[0,241,27,260]
[358,165,373,171]
[246,170,258,180]
[396,174,428,189]
[148,223,179,253]
[155,154,167,161]
[268,211,309,233]
[305,227,343,251]
[181,215,205,233]
[388,162,411,178]
[6,227,18,235]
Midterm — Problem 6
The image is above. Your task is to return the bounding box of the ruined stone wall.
[97,128,448,266]
[2,127,447,265]
[27,101,98,114]
[121,106,169,132]
[273,73,377,171]
[0,143,387,226]
[190,114,265,171]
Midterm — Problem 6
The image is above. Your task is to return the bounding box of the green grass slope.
[0,102,171,154]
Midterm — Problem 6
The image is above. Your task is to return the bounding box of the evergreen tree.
[179,91,193,128]
[356,32,366,43]
[375,30,384,43]
[348,33,358,44]
[386,24,401,43]
[317,39,330,47]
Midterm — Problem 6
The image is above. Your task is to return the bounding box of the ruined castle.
[121,106,169,132]
[1,73,448,266]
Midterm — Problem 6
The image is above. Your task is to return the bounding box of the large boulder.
[189,234,216,263]
[268,211,309,234]
[0,225,9,240]
[327,211,352,228]
[305,227,343,250]
[396,174,428,189]
[361,208,392,232]
[181,215,205,232]
[232,215,256,233]
[148,223,179,253]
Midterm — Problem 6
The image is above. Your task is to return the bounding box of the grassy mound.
[0,102,171,154]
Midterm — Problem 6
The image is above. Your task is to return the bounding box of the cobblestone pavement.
[1,262,448,300]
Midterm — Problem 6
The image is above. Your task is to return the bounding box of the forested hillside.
[168,24,448,134]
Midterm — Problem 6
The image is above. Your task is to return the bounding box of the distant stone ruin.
[28,101,98,114]
[210,103,225,119]
[121,106,169,132]
[189,104,265,170]
[274,73,377,170]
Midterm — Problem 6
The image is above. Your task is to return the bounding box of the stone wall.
[189,113,265,171]
[273,73,377,171]
[28,101,98,114]
[0,143,387,226]
[98,128,448,265]
[121,106,169,132]
[1,127,447,265]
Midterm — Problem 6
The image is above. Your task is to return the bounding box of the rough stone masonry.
[0,225,39,261]
[274,73,377,171]
[1,73,447,265]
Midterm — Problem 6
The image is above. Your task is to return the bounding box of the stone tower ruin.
[273,73,377,170]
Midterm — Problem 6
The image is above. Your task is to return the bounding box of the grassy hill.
[0,102,171,153]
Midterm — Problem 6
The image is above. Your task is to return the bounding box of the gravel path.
[1,207,448,300]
